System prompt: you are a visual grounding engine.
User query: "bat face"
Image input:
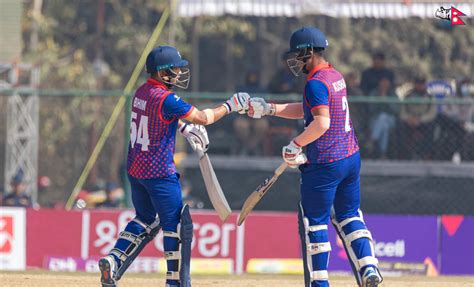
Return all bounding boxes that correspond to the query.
[199,153,231,222]
[256,177,277,196]
[255,178,270,193]
[237,162,287,226]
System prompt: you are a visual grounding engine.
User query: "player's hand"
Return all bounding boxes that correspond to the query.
[224,92,250,114]
[282,140,307,168]
[179,123,209,152]
[248,97,273,119]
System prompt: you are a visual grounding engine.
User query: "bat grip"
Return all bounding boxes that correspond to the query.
[276,162,288,176]
[195,145,205,158]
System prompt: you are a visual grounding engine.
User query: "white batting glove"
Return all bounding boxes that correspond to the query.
[282,140,307,168]
[248,97,275,119]
[223,92,250,114]
[179,123,209,152]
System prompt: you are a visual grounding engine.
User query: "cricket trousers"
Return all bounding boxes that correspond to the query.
[299,152,375,287]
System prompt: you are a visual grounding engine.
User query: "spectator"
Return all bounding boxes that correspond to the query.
[3,169,32,207]
[368,77,399,158]
[458,79,474,161]
[398,76,437,159]
[345,72,368,147]
[233,71,269,155]
[238,70,266,94]
[268,57,304,94]
[428,80,465,160]
[346,72,363,96]
[181,180,204,209]
[360,52,395,95]
[96,182,124,208]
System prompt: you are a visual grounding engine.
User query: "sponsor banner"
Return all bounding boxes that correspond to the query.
[0,207,26,270]
[27,209,243,272]
[247,259,303,274]
[24,209,473,275]
[329,215,439,271]
[44,256,233,274]
[440,215,474,275]
[26,209,83,267]
[247,259,431,276]
[86,210,243,269]
[242,213,440,273]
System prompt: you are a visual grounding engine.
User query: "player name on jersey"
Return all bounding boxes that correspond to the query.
[133,97,147,111]
[332,78,346,92]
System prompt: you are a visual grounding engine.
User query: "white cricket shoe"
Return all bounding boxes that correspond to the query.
[99,256,118,287]
[362,266,382,287]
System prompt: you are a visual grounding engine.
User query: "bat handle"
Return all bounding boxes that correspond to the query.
[276,162,288,176]
[195,145,205,158]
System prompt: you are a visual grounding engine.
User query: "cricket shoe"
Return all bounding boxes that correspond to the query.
[362,266,382,287]
[99,256,118,287]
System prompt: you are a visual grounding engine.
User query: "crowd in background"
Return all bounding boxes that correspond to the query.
[2,51,472,210]
[228,52,474,162]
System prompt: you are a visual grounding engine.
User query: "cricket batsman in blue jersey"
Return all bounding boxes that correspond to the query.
[98,46,250,287]
[248,27,383,287]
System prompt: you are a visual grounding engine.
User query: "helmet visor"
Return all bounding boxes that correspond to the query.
[286,49,312,77]
[161,67,190,89]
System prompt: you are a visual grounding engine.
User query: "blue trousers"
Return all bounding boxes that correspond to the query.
[112,174,183,285]
[128,174,183,230]
[300,152,372,287]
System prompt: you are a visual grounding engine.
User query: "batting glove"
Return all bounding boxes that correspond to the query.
[179,123,209,152]
[223,92,250,114]
[248,97,275,119]
[282,140,307,168]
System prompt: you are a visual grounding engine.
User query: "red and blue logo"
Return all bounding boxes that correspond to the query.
[435,6,467,25]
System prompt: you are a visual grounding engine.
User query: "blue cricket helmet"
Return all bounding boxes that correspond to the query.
[287,27,328,54]
[146,46,189,73]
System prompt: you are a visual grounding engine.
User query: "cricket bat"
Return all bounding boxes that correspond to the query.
[196,146,231,222]
[237,162,287,226]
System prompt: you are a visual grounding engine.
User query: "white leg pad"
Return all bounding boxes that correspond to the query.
[165,251,181,260]
[308,242,332,255]
[339,216,362,228]
[331,211,378,274]
[308,224,328,232]
[163,230,180,239]
[311,270,329,281]
[346,229,373,243]
[299,204,332,285]
[358,256,379,268]
[166,271,180,280]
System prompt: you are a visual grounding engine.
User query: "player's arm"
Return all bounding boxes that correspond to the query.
[292,80,330,145]
[274,102,304,119]
[183,92,250,126]
[183,105,229,126]
[282,80,330,167]
[293,108,330,146]
[248,99,303,119]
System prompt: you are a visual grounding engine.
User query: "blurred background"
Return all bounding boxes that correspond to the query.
[0,0,474,280]
[0,0,473,277]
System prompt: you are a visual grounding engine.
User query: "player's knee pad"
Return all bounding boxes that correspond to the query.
[111,217,161,280]
[331,209,378,286]
[298,203,331,287]
[164,204,193,287]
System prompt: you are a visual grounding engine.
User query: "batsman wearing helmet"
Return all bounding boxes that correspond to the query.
[98,46,250,287]
[248,28,383,287]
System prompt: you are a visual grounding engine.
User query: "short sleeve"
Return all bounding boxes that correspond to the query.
[161,93,194,121]
[304,80,329,111]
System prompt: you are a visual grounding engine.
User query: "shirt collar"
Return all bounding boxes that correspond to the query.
[306,62,332,80]
[147,77,169,90]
